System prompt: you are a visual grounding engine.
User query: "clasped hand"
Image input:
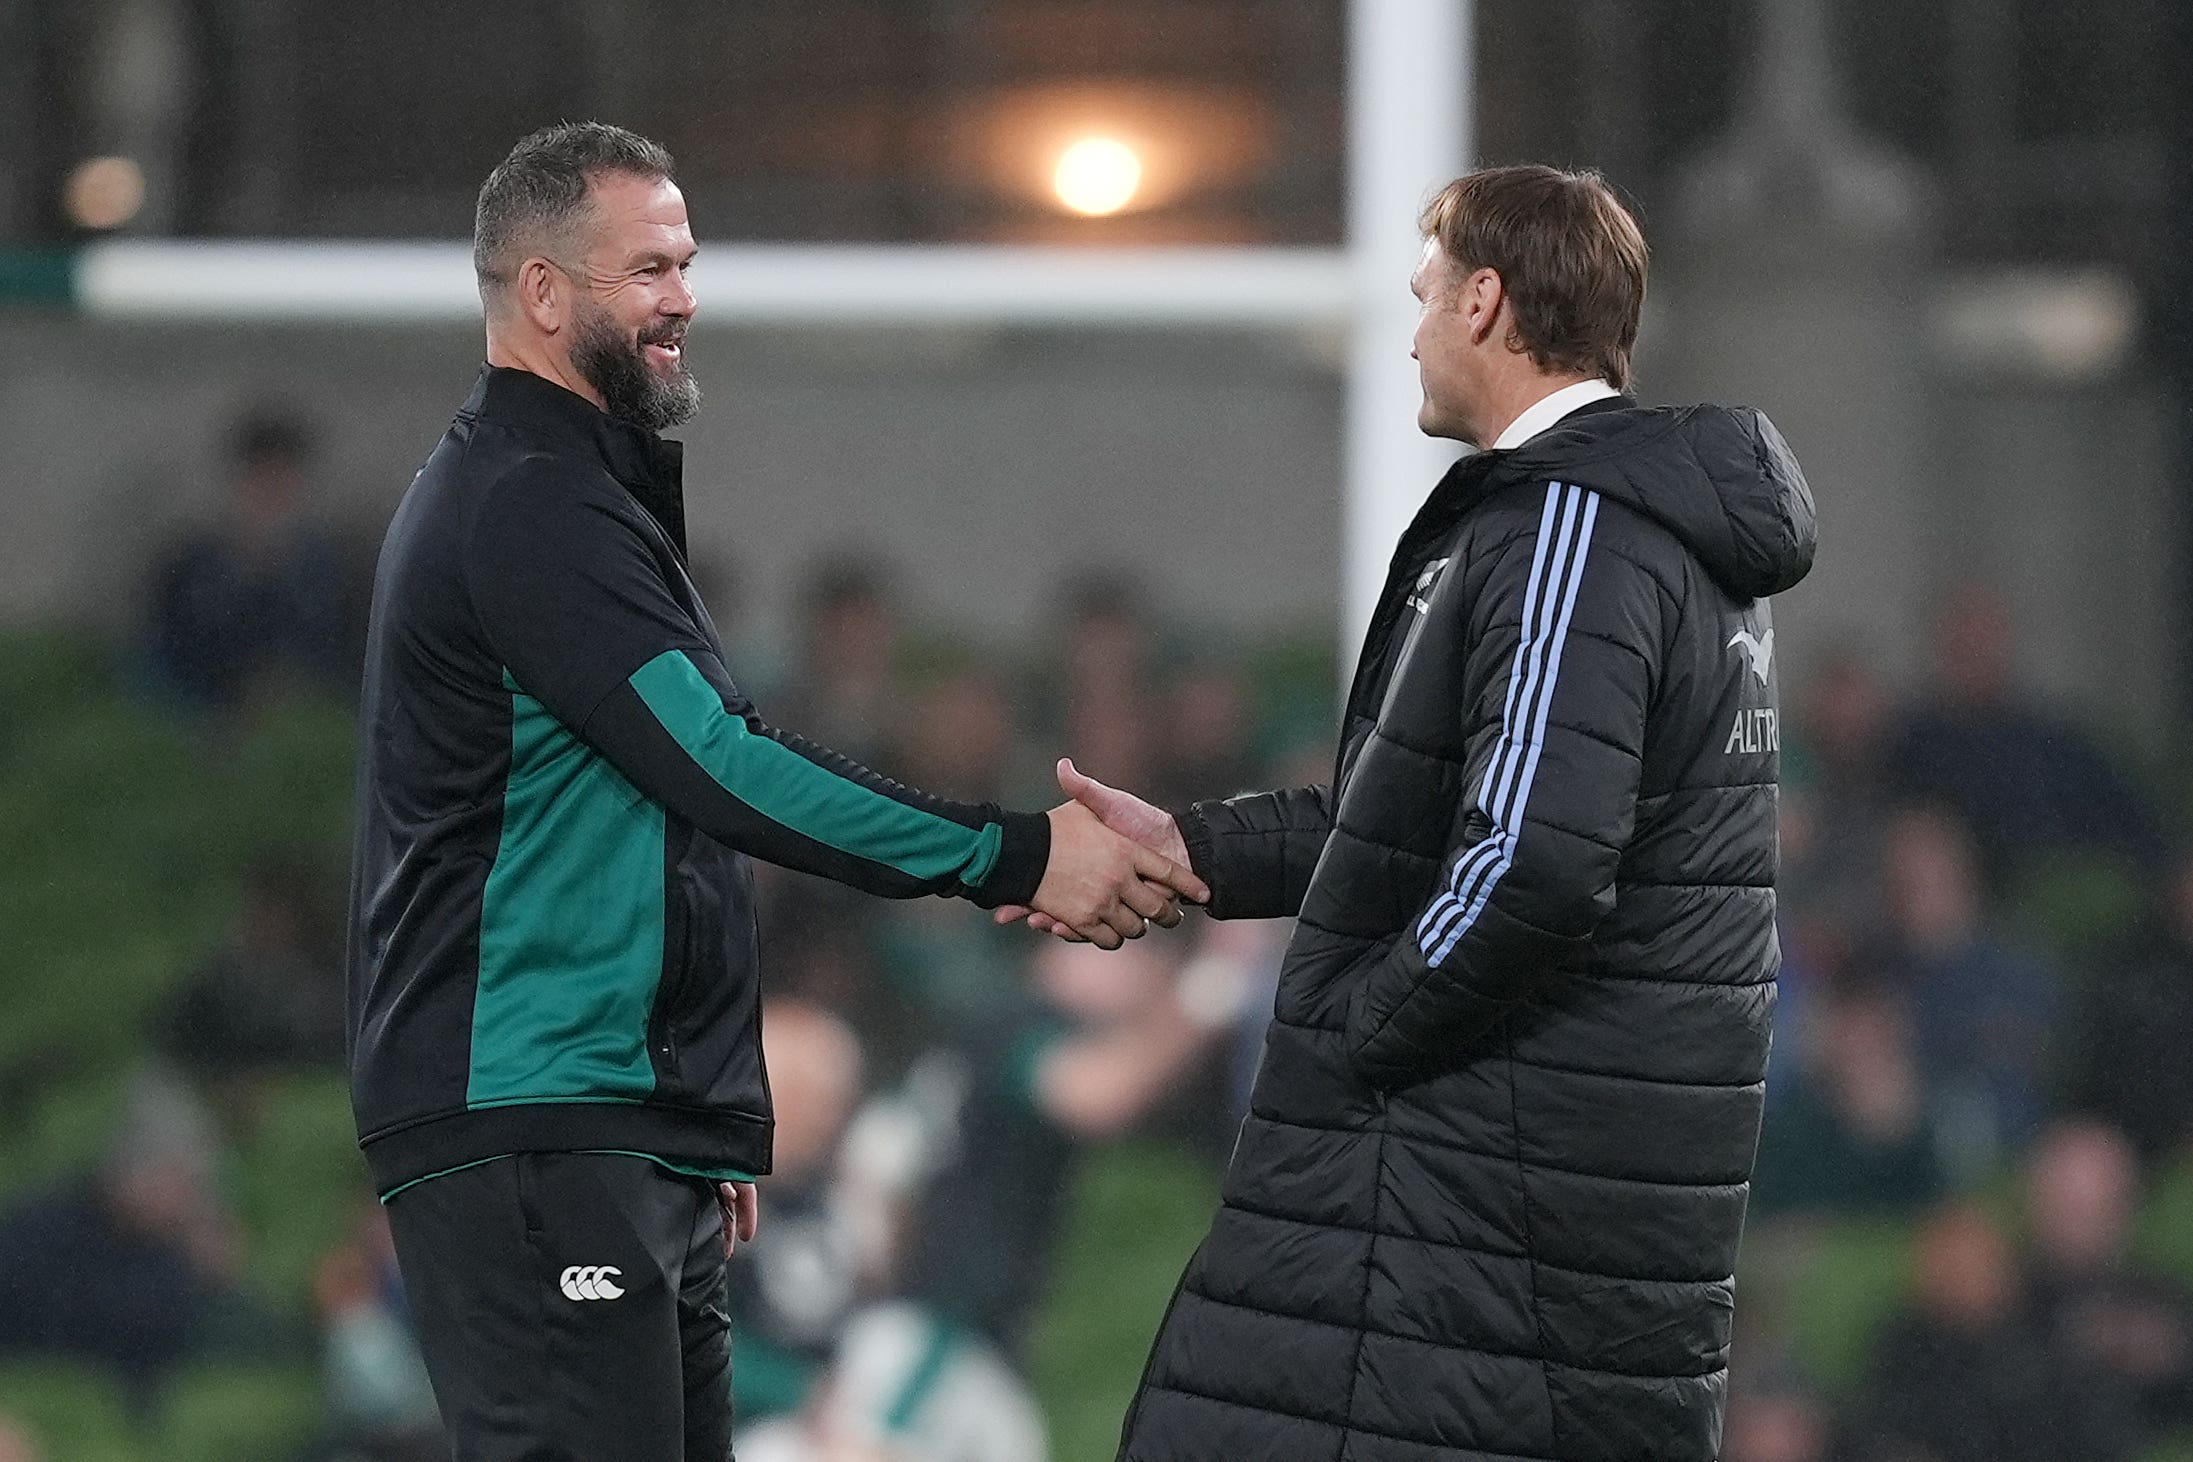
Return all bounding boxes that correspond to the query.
[1011,759,1204,949]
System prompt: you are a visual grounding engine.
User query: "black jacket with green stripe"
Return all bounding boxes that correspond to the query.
[345,366,1051,1195]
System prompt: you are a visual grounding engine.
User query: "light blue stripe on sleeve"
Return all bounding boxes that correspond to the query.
[1419,483,1601,966]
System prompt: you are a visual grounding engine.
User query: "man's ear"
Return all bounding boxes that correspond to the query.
[1464,266,1505,348]
[514,256,565,335]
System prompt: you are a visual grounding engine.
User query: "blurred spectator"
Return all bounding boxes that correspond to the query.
[1883,584,2161,889]
[2068,849,2193,1164]
[868,898,1028,1047]
[140,406,352,715]
[1189,915,1291,1140]
[0,1069,257,1409]
[894,660,1016,805]
[1854,1203,2133,1462]
[1147,656,1261,813]
[761,887,918,1077]
[1750,985,1943,1220]
[780,650,1024,1053]
[900,930,1250,1358]
[1871,807,2062,1181]
[151,848,345,1133]
[1771,649,1902,1120]
[2023,1121,2193,1440]
[738,1303,1048,1462]
[775,556,903,768]
[733,1002,1054,1461]
[1781,647,1897,976]
[310,1202,443,1461]
[1723,1372,1839,1462]
[729,999,870,1425]
[1763,930,1822,1110]
[1050,572,1160,793]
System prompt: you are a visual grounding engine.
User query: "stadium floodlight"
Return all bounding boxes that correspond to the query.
[1052,137,1146,217]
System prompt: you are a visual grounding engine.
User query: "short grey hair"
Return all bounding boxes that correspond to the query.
[473,122,676,306]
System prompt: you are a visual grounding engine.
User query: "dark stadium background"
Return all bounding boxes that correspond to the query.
[5,2,2193,1459]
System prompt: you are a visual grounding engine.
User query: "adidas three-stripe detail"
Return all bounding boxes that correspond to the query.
[1416,481,1602,968]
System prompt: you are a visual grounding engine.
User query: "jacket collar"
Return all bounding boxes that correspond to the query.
[1427,393,1638,519]
[460,365,690,554]
[1491,379,1622,450]
[1339,391,1643,738]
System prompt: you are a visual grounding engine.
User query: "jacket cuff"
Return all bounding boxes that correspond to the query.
[969,808,1050,909]
[1177,802,1225,917]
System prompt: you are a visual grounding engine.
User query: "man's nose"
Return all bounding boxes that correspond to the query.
[665,271,696,318]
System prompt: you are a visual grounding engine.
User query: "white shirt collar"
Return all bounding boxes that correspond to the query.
[1491,379,1621,451]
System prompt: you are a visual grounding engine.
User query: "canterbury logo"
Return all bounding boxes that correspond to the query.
[559,1265,625,1301]
[1727,627,1774,686]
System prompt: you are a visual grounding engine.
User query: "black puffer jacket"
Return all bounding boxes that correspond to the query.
[1120,398,1816,1462]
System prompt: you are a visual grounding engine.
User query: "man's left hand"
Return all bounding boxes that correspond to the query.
[717,1180,759,1257]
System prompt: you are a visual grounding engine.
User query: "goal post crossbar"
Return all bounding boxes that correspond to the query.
[72,240,1353,328]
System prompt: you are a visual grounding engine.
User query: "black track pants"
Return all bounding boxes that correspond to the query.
[385,1151,733,1461]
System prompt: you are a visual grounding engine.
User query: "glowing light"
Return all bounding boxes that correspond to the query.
[1051,137,1143,217]
[66,156,145,231]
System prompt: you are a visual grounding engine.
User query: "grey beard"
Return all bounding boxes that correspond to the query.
[572,308,700,432]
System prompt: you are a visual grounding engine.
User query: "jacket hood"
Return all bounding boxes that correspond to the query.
[1497,402,1817,599]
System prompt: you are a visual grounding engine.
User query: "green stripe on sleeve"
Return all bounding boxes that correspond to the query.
[629,649,1003,886]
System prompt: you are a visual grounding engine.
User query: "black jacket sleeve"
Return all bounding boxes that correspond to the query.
[464,460,1049,908]
[1179,786,1335,921]
[1345,497,1665,1088]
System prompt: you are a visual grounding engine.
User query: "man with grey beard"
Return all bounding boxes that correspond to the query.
[344,122,1205,1461]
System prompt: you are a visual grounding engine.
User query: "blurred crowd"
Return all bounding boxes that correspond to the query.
[695,554,1303,1462]
[3,402,2190,1461]
[0,405,1306,1461]
[1732,588,2193,1461]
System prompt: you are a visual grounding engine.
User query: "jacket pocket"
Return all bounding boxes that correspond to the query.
[649,826,705,1075]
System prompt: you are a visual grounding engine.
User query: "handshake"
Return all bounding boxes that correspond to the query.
[1003,758,1207,950]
